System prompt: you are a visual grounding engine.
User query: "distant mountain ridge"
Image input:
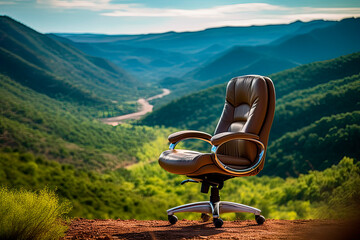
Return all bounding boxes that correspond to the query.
[54,19,336,81]
[184,18,360,86]
[57,20,335,50]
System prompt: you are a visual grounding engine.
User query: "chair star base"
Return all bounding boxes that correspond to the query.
[166,200,265,227]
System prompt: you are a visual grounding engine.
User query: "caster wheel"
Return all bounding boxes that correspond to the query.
[201,213,211,222]
[255,215,265,225]
[213,218,223,228]
[168,215,178,225]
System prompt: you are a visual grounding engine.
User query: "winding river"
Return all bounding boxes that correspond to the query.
[101,88,170,126]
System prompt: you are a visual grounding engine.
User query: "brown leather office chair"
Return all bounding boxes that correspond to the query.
[158,75,276,228]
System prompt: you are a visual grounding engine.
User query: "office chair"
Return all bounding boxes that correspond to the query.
[158,75,275,228]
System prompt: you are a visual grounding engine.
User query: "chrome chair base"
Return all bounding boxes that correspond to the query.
[167,200,263,227]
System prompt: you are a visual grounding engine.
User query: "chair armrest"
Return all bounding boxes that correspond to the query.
[167,130,212,150]
[168,130,212,143]
[211,132,259,146]
[210,132,265,176]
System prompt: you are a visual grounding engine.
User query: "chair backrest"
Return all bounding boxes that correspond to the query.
[214,75,275,170]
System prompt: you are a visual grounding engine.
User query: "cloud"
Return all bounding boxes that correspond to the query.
[35,1,360,33]
[101,3,360,32]
[0,1,17,5]
[36,1,360,20]
[36,0,136,11]
[101,3,289,17]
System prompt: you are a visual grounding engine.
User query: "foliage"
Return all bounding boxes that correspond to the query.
[127,156,360,220]
[279,157,360,219]
[270,49,360,98]
[1,149,358,221]
[0,74,171,170]
[271,74,360,140]
[0,187,71,240]
[265,111,360,177]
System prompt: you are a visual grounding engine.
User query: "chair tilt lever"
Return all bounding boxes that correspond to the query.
[181,179,199,185]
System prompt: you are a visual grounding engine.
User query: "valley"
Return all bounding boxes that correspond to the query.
[0,15,359,239]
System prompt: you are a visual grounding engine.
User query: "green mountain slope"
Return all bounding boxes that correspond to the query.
[265,111,360,177]
[139,52,360,176]
[0,16,156,110]
[0,74,170,170]
[0,16,168,170]
[0,47,103,106]
[271,74,360,141]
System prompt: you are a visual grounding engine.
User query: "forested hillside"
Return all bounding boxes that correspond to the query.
[0,73,170,170]
[139,52,360,176]
[0,16,159,115]
[0,16,170,170]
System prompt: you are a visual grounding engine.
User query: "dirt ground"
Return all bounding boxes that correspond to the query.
[63,218,359,240]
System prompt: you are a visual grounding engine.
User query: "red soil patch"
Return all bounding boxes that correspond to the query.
[63,219,359,240]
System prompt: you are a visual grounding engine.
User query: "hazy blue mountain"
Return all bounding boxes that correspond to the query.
[57,20,335,51]
[151,18,360,103]
[185,18,360,86]
[54,19,335,81]
[50,35,195,81]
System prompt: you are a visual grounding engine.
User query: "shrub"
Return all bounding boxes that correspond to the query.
[0,187,71,240]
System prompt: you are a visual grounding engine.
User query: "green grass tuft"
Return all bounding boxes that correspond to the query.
[0,187,71,240]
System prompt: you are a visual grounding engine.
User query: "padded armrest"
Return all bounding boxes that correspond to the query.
[168,130,212,144]
[211,132,259,146]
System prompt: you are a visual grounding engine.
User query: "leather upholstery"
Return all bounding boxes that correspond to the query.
[158,75,275,177]
[211,132,259,147]
[159,150,214,175]
[168,130,212,144]
[215,75,268,163]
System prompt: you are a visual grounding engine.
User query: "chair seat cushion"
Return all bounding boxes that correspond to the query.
[217,154,252,167]
[159,149,213,175]
[159,149,251,175]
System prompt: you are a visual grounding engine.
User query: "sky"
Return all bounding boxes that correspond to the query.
[1,0,360,34]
